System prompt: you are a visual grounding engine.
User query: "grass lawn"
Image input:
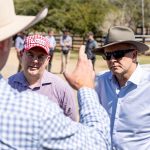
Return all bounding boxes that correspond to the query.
[53,50,150,74]
[71,50,150,67]
[137,55,150,64]
[69,50,150,64]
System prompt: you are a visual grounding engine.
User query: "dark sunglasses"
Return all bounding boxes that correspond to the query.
[102,49,135,60]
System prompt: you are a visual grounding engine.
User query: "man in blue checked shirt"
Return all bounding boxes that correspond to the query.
[0,1,111,150]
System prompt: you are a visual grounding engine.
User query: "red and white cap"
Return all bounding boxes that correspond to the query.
[24,34,50,54]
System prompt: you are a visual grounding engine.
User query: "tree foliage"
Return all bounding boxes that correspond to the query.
[14,0,110,35]
[14,0,150,35]
[110,0,150,30]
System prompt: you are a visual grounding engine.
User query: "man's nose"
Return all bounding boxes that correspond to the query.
[109,55,116,61]
[32,56,39,62]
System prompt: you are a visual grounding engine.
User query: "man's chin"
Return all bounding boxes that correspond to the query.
[111,68,121,74]
[27,69,38,76]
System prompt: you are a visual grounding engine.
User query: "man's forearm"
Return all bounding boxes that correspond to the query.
[78,87,111,147]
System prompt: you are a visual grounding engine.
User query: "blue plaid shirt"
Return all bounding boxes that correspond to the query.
[0,76,111,150]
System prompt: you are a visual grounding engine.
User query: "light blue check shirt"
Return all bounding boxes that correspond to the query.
[46,35,56,50]
[15,36,24,51]
[0,76,111,150]
[95,65,150,150]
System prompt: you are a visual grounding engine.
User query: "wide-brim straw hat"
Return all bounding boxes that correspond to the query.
[0,0,48,41]
[94,26,149,54]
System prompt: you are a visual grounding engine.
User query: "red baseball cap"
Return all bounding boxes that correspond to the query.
[24,34,50,54]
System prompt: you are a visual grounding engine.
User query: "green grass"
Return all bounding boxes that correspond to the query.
[138,55,150,64]
[70,51,150,64]
[54,51,150,71]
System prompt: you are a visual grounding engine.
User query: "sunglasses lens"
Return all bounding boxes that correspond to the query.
[103,49,134,61]
[102,53,111,60]
[113,51,125,59]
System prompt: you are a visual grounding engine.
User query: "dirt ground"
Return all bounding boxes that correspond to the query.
[1,47,107,79]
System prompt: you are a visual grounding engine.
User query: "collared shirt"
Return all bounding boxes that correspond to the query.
[46,35,56,51]
[8,70,77,121]
[0,76,111,150]
[85,39,97,60]
[95,65,150,150]
[60,35,72,47]
[15,36,24,52]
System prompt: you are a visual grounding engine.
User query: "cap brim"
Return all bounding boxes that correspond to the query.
[0,7,48,41]
[94,40,149,55]
[24,45,49,55]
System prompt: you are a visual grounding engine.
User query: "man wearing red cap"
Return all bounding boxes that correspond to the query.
[8,34,77,121]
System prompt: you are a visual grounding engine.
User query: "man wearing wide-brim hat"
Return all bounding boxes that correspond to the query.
[94,26,150,150]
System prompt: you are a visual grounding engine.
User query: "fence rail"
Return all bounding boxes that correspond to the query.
[54,34,150,51]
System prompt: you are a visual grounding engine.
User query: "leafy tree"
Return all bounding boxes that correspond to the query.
[109,0,150,31]
[14,0,150,35]
[14,0,111,35]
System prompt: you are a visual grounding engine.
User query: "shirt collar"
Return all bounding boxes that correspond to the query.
[128,64,142,85]
[13,70,53,88]
[13,72,29,86]
[108,64,143,86]
[0,74,3,79]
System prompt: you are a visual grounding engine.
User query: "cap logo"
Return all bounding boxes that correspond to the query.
[30,38,46,46]
[24,34,50,54]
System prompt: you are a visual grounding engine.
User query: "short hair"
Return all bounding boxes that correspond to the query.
[62,28,69,33]
[48,28,54,33]
[87,31,94,36]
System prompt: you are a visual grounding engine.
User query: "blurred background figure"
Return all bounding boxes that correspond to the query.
[14,31,26,72]
[60,29,72,73]
[85,31,98,70]
[46,29,56,72]
[41,31,46,36]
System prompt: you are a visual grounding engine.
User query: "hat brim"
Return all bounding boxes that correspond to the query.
[0,7,48,41]
[94,40,149,55]
[24,45,49,55]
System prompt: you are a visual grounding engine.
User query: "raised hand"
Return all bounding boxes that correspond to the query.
[63,45,95,90]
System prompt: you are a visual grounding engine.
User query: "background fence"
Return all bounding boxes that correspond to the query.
[54,34,150,51]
